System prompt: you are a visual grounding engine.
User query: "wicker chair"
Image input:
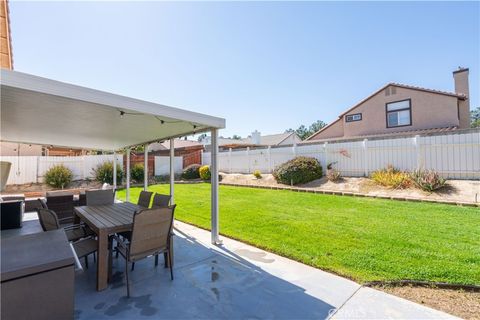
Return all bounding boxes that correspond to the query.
[151,193,171,208]
[114,205,176,297]
[46,192,74,224]
[137,191,153,208]
[86,189,115,206]
[36,208,97,268]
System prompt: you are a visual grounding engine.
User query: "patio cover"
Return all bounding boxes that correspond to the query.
[1,69,224,244]
[0,69,225,150]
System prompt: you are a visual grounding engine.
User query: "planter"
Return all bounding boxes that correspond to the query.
[0,161,12,191]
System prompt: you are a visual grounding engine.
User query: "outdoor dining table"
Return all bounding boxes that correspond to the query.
[74,202,173,291]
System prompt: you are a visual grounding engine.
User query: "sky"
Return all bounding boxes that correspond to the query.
[8,1,480,138]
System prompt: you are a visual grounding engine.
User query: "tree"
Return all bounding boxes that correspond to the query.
[471,107,480,128]
[232,134,242,140]
[286,120,327,140]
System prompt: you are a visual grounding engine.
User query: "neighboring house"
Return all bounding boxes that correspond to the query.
[203,130,302,151]
[308,68,470,141]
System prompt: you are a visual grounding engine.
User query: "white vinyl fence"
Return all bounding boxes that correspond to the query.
[154,156,183,175]
[1,155,122,185]
[202,130,480,180]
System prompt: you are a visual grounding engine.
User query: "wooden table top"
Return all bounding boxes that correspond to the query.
[74,202,142,234]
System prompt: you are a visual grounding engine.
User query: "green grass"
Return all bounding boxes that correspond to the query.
[117,183,480,285]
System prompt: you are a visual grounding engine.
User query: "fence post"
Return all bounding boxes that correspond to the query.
[363,139,368,177]
[229,148,232,173]
[267,146,272,173]
[36,156,40,183]
[413,135,420,170]
[323,142,328,175]
[246,147,250,174]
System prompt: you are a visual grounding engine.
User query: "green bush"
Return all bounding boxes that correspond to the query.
[371,165,411,189]
[410,170,446,192]
[273,156,323,185]
[44,164,73,189]
[182,164,201,180]
[199,165,211,180]
[130,164,144,183]
[253,170,262,179]
[93,161,123,185]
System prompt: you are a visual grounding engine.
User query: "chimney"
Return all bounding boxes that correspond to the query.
[251,130,261,145]
[453,67,470,129]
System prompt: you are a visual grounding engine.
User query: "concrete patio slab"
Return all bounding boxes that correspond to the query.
[6,219,457,319]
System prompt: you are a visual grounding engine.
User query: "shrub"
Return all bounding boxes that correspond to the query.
[93,161,123,185]
[327,169,341,182]
[182,164,201,180]
[273,156,323,185]
[130,164,144,183]
[199,165,211,180]
[44,164,73,189]
[371,165,411,189]
[410,170,446,192]
[253,170,262,179]
[326,162,341,182]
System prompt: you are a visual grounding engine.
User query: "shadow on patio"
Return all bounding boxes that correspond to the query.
[74,223,335,320]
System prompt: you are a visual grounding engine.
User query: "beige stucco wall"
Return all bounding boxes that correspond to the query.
[310,86,460,140]
[279,134,303,145]
[0,142,43,156]
[343,86,459,137]
[310,119,344,140]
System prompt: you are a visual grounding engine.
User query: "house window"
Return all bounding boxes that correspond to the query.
[386,99,411,128]
[345,113,362,122]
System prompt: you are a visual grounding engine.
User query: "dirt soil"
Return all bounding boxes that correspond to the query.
[220,173,480,204]
[377,286,480,320]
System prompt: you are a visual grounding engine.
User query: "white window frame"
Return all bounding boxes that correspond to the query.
[345,113,362,122]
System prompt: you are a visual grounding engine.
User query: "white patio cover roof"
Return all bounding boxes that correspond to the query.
[1,69,225,150]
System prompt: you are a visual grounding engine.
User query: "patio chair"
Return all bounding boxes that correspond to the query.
[151,193,171,208]
[86,189,115,206]
[46,191,74,224]
[113,205,176,297]
[36,208,97,268]
[137,191,153,208]
[36,208,92,242]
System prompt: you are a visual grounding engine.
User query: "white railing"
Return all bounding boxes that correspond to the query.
[202,129,480,180]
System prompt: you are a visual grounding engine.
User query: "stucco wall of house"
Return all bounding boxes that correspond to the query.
[279,134,303,145]
[310,119,344,140]
[310,86,460,141]
[342,86,459,137]
[0,142,43,156]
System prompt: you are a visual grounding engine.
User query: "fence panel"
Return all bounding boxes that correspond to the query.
[1,154,121,185]
[202,130,480,179]
[0,156,38,185]
[154,156,183,175]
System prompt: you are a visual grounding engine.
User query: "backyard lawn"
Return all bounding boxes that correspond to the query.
[117,183,479,285]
